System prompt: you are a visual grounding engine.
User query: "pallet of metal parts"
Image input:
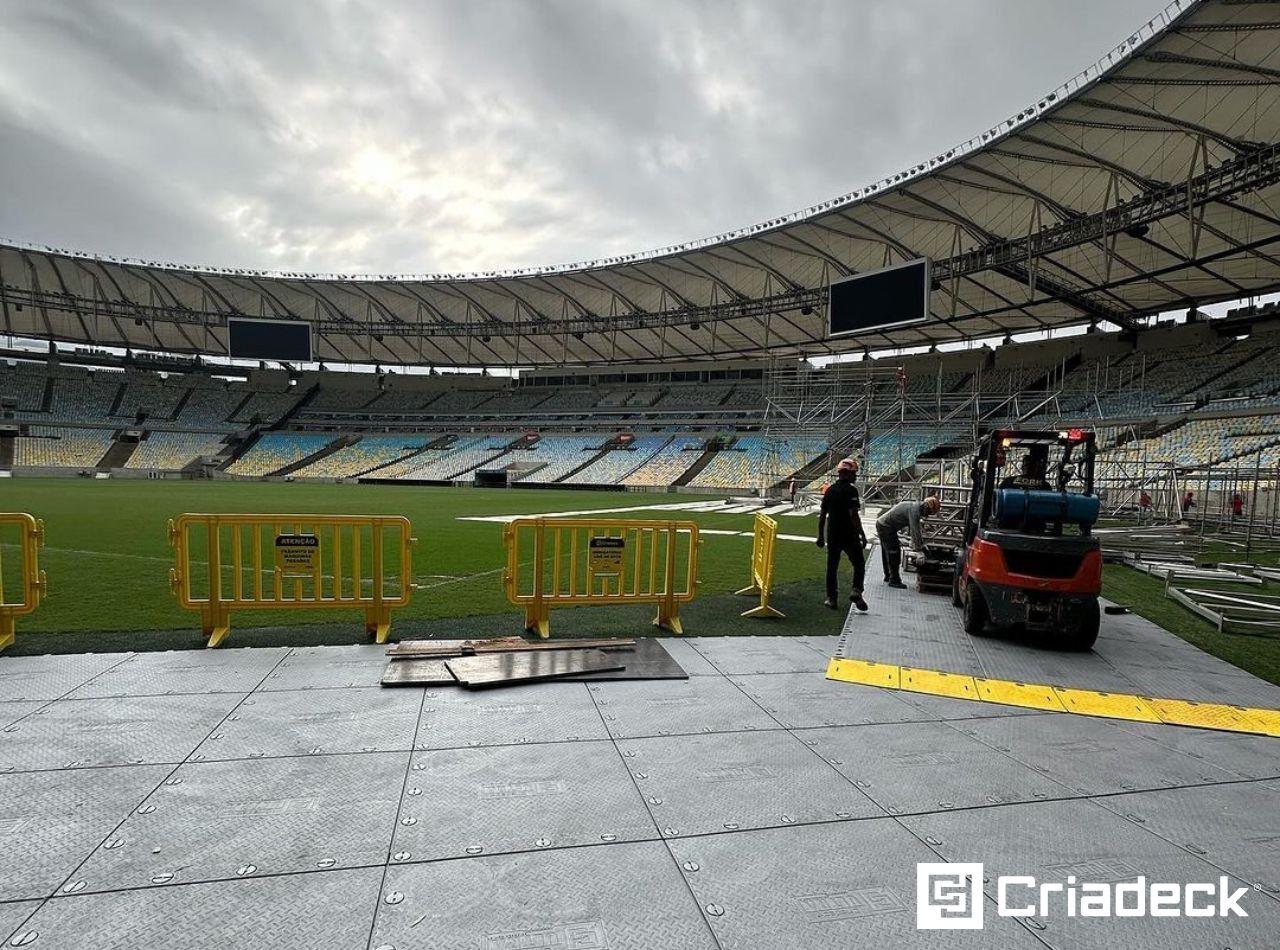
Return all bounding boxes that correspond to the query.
[445,648,625,689]
[1096,523,1198,562]
[1137,560,1263,586]
[1120,550,1195,568]
[381,657,458,687]
[1165,586,1280,636]
[1219,562,1280,584]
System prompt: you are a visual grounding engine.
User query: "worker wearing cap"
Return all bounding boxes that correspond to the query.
[816,458,868,612]
[875,496,941,588]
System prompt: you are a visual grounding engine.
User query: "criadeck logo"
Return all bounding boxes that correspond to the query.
[917,863,983,929]
[916,862,1249,930]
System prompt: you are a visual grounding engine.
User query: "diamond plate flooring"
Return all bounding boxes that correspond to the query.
[13,868,384,950]
[0,902,38,945]
[373,842,718,950]
[0,693,245,772]
[65,647,287,698]
[0,765,171,900]
[0,652,131,702]
[0,636,1275,948]
[622,729,881,835]
[902,798,1280,949]
[192,687,420,760]
[392,741,654,860]
[838,554,1280,716]
[668,821,1046,950]
[258,644,389,691]
[73,752,407,892]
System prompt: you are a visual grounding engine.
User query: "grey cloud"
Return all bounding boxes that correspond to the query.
[0,0,1169,274]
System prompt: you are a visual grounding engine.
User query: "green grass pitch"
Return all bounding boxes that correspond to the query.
[1,477,1277,687]
[0,479,844,652]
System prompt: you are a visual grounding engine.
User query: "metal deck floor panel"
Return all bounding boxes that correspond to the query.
[687,635,833,675]
[835,559,1280,715]
[380,657,456,686]
[1090,782,1280,895]
[0,652,132,702]
[259,644,389,691]
[728,673,930,729]
[0,693,245,772]
[893,689,1046,721]
[1,638,1277,948]
[0,765,170,900]
[1107,720,1280,780]
[902,798,1280,949]
[392,741,655,860]
[192,687,421,760]
[0,901,38,945]
[956,714,1244,796]
[666,819,1046,950]
[1096,602,1205,643]
[1092,630,1243,675]
[652,637,721,675]
[850,635,989,675]
[417,682,609,748]
[588,675,780,739]
[1121,665,1280,707]
[65,648,288,699]
[622,730,882,836]
[446,647,624,687]
[966,640,1145,693]
[558,635,689,681]
[0,701,47,728]
[794,634,842,655]
[372,841,718,950]
[807,721,1073,815]
[15,867,384,950]
[73,752,407,892]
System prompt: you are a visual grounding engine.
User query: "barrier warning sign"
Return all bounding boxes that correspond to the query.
[275,534,319,576]
[588,536,625,574]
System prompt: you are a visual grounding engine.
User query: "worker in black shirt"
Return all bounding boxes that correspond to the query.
[816,458,868,612]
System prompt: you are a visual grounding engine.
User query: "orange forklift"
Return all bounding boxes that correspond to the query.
[952,428,1103,650]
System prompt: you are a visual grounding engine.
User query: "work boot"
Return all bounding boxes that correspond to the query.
[850,593,868,612]
[887,578,907,589]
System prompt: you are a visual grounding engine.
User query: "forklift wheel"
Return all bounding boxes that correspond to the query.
[962,585,988,636]
[1063,599,1100,651]
[951,571,963,608]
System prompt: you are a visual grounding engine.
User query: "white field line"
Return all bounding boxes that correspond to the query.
[458,499,736,524]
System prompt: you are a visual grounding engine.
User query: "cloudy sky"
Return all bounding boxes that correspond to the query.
[0,0,1170,275]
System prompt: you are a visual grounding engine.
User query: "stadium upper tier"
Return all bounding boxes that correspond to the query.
[5,312,1280,488]
[2,0,1278,366]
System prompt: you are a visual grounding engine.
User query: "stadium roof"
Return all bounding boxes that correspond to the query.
[2,0,1279,368]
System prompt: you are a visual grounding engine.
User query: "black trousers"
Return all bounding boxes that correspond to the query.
[877,526,902,582]
[826,537,865,600]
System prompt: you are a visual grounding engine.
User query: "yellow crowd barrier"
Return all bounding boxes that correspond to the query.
[736,512,784,618]
[0,513,46,652]
[168,513,415,648]
[503,517,700,637]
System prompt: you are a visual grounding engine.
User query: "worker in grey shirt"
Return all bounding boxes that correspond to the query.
[875,496,940,588]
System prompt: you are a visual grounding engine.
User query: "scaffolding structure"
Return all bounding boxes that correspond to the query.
[758,358,1280,558]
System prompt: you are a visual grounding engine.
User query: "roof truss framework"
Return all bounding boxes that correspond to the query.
[2,0,1278,367]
